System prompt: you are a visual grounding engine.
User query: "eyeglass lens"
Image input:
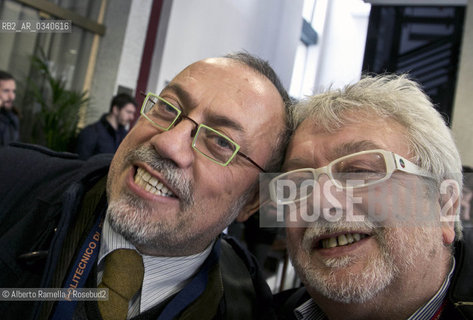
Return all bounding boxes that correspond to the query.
[143,95,238,165]
[274,152,390,202]
[193,126,238,164]
[143,96,180,129]
[331,152,387,187]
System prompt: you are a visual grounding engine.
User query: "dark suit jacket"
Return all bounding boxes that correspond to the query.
[0,143,275,320]
[75,114,127,160]
[0,108,19,146]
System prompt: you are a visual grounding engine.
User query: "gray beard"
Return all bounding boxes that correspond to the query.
[288,221,441,304]
[106,144,255,255]
[107,186,252,255]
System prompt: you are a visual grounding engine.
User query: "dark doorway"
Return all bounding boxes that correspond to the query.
[363,5,465,126]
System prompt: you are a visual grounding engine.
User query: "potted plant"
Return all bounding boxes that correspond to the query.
[27,53,89,152]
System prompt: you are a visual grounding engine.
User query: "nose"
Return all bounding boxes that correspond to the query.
[149,119,196,169]
[313,174,348,221]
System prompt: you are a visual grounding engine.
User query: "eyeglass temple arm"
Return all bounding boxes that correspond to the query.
[237,151,266,173]
[392,153,433,178]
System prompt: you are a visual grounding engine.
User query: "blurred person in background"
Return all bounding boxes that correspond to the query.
[0,70,19,146]
[75,93,137,159]
[461,166,473,228]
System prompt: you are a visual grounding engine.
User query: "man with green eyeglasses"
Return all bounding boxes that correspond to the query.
[272,75,473,319]
[0,52,291,319]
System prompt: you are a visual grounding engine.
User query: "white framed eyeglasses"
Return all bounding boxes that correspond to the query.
[269,149,434,204]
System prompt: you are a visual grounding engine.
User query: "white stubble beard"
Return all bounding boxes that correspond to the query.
[106,145,255,255]
[288,221,443,304]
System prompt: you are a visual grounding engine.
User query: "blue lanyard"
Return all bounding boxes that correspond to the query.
[51,215,221,320]
[51,214,103,320]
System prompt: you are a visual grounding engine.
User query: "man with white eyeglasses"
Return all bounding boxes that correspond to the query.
[0,52,291,319]
[271,75,473,319]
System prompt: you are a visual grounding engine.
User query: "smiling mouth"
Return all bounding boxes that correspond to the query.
[317,233,370,249]
[134,167,176,198]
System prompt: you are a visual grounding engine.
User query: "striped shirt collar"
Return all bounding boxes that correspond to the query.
[294,299,324,320]
[294,258,456,320]
[407,258,455,320]
[98,217,213,317]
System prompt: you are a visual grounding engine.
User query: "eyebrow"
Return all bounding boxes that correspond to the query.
[283,140,383,171]
[162,83,245,133]
[331,140,383,160]
[204,113,245,133]
[161,83,196,109]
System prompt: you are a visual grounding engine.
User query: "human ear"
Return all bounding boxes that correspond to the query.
[439,179,460,244]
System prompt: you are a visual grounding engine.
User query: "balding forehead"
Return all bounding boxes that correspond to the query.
[187,57,239,70]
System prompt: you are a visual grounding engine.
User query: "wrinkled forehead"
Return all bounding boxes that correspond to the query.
[304,108,391,133]
[285,112,410,169]
[169,58,285,131]
[164,58,286,165]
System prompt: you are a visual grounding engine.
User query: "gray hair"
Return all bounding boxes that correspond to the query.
[292,74,463,238]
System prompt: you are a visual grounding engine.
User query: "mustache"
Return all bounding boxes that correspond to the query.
[126,144,194,206]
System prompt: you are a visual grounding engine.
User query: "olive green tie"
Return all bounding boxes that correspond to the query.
[98,249,144,320]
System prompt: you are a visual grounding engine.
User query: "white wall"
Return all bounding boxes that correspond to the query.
[148,0,304,93]
[115,0,153,93]
[314,0,370,92]
[452,0,473,167]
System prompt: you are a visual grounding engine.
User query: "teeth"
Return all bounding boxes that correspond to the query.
[149,176,158,187]
[134,167,175,197]
[142,171,151,182]
[327,237,337,248]
[337,234,348,246]
[321,233,367,249]
[346,234,354,244]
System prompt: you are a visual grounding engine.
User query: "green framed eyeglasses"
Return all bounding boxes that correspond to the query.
[140,92,266,172]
